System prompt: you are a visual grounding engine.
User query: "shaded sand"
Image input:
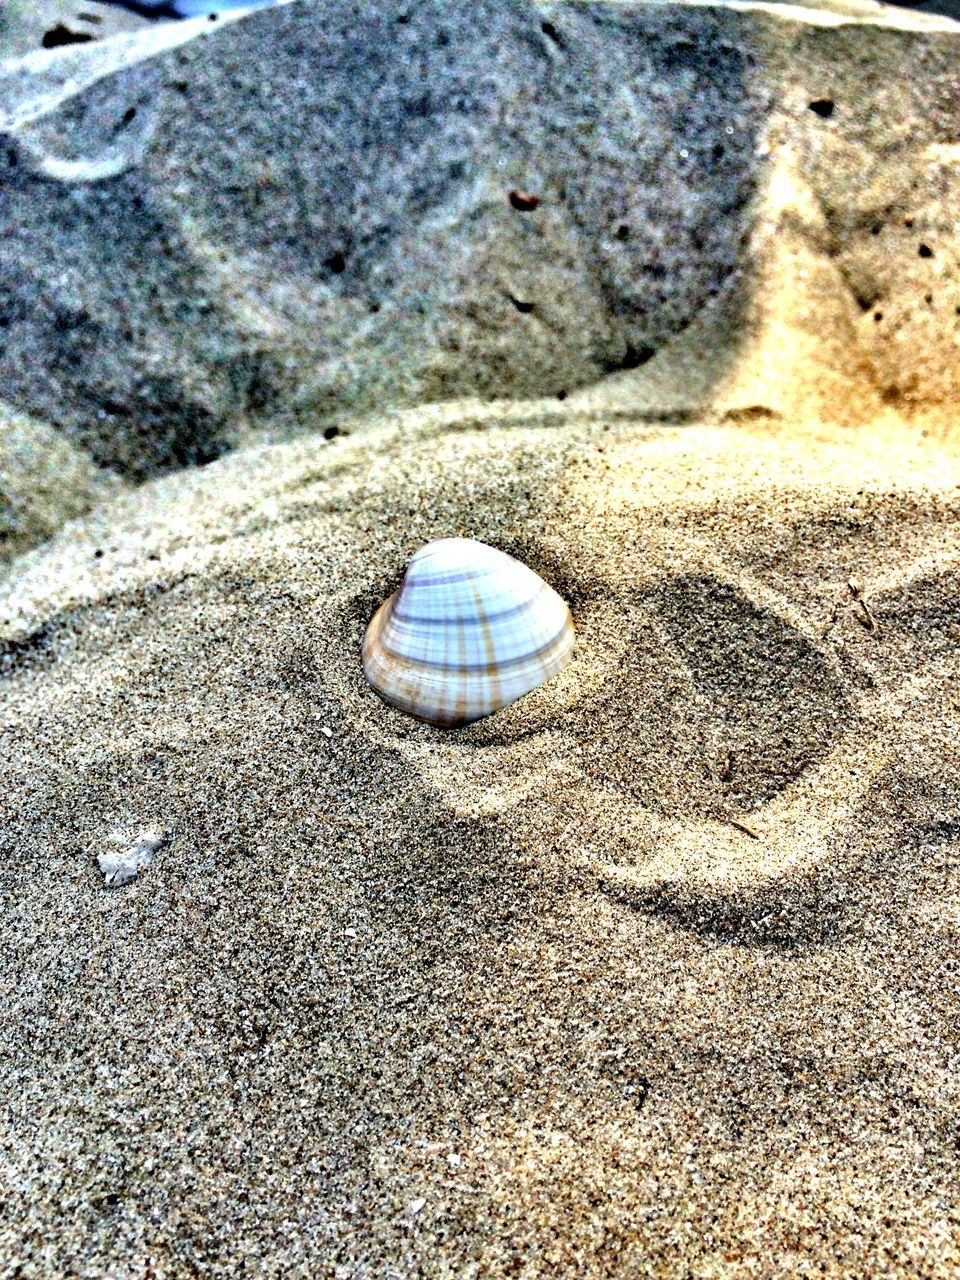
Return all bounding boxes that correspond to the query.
[0,1,148,61]
[7,0,960,480]
[0,409,126,564]
[1,379,958,1276]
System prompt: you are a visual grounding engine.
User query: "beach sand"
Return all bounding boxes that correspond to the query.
[2,365,959,1276]
[2,0,960,1274]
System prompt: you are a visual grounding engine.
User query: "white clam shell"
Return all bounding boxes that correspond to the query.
[362,538,575,728]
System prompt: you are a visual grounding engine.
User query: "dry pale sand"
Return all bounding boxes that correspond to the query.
[1,362,959,1276]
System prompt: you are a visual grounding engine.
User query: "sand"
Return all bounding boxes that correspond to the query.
[2,0,960,1274]
[1,372,959,1276]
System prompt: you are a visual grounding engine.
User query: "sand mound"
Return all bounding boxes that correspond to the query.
[3,0,960,486]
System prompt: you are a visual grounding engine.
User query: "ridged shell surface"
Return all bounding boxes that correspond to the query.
[362,538,575,728]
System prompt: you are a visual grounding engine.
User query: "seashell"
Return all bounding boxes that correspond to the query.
[362,538,574,728]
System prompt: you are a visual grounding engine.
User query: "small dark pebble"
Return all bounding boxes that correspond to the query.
[623,344,656,369]
[919,244,934,258]
[324,426,340,440]
[808,99,834,119]
[42,24,94,48]
[509,190,540,212]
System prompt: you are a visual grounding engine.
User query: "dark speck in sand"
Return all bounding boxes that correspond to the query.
[508,293,535,314]
[598,342,655,375]
[325,251,347,274]
[509,190,541,212]
[623,344,656,369]
[809,98,835,118]
[919,243,934,258]
[324,425,340,440]
[42,24,96,48]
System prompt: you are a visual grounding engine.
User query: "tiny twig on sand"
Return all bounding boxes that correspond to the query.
[823,578,881,639]
[847,577,880,635]
[729,818,762,840]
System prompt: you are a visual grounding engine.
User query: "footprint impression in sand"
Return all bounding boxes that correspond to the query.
[363,481,959,948]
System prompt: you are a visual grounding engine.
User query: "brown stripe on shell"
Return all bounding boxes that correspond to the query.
[362,540,575,728]
[371,607,571,673]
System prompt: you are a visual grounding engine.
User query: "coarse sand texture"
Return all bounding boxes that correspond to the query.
[1,0,960,1276]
